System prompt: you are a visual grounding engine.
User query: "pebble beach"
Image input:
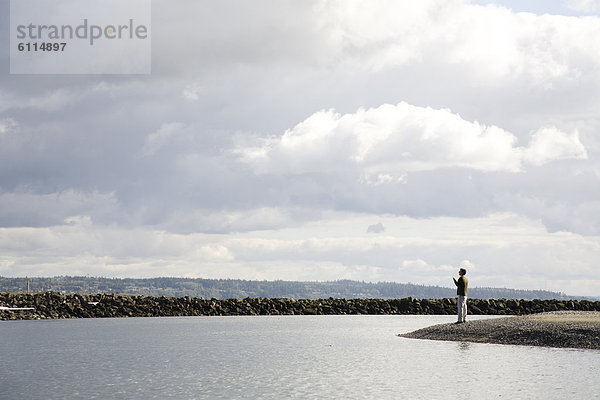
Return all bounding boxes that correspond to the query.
[399,311,600,349]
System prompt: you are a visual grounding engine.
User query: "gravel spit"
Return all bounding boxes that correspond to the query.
[399,311,600,349]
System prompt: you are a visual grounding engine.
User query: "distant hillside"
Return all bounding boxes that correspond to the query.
[0,276,590,300]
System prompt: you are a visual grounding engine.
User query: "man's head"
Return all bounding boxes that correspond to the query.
[459,268,467,276]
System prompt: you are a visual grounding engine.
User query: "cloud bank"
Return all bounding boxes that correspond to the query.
[1,0,599,295]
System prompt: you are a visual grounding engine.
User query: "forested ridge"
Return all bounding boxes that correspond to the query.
[0,276,591,300]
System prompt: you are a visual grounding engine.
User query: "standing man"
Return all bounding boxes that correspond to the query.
[453,268,468,323]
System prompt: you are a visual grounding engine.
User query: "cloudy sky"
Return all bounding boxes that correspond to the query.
[1,0,599,296]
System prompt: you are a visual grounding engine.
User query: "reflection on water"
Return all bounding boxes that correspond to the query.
[458,341,471,351]
[0,315,598,399]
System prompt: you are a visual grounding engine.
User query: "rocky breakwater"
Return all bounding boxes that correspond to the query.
[1,292,599,320]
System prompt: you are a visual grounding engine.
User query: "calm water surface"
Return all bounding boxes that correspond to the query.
[1,315,599,399]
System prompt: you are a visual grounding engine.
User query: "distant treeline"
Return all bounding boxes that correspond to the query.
[0,276,590,300]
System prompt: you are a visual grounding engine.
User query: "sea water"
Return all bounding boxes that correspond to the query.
[1,315,598,399]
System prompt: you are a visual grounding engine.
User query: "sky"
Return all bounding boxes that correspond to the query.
[1,0,599,296]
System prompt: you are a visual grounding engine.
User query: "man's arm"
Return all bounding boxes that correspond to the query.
[453,277,458,286]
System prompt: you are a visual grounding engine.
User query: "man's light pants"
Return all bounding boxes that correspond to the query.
[457,295,467,322]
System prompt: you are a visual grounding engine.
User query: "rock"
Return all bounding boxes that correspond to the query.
[1,292,599,320]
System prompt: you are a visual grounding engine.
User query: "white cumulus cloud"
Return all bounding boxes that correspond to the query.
[524,127,587,166]
[310,0,600,86]
[238,102,587,176]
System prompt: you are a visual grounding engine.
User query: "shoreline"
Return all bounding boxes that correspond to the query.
[399,311,600,349]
